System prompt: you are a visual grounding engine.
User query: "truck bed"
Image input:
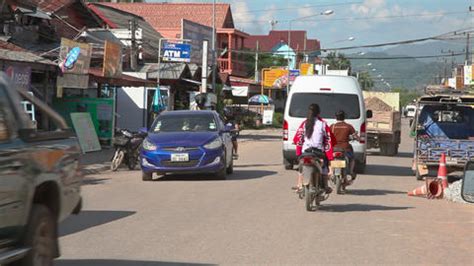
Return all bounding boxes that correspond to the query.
[417,138,474,166]
[367,111,401,133]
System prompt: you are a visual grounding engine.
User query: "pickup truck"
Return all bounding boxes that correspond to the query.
[0,75,82,265]
[411,93,474,180]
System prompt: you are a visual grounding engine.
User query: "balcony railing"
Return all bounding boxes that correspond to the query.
[217,58,248,77]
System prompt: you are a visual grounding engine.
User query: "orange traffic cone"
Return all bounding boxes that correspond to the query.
[438,153,448,190]
[407,184,427,197]
[427,179,443,199]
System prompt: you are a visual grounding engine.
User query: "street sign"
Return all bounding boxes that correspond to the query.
[103,41,122,78]
[263,68,288,88]
[162,42,191,63]
[299,63,314,75]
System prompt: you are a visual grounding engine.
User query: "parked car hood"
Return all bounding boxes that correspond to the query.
[147,132,219,148]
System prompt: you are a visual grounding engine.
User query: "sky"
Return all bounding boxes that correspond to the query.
[148,0,473,49]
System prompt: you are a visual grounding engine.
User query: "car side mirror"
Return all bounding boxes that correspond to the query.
[366,110,373,119]
[461,161,474,203]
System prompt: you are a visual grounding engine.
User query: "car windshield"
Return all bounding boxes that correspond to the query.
[289,93,361,119]
[152,113,218,132]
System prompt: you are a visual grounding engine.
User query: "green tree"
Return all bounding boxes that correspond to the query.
[242,51,287,78]
[391,87,420,107]
[325,52,351,70]
[358,71,374,90]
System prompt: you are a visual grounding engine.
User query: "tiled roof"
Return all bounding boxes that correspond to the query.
[246,30,320,52]
[96,2,234,34]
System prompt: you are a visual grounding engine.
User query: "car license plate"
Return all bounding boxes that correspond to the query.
[171,153,189,162]
[331,160,346,168]
[446,157,457,164]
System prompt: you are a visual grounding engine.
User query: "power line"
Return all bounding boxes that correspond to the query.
[233,1,362,15]
[235,10,471,24]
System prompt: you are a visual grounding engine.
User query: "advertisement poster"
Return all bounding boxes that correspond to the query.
[5,64,31,91]
[57,38,92,89]
[70,113,102,153]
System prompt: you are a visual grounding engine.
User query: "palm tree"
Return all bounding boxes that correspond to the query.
[325,52,351,70]
[358,72,374,90]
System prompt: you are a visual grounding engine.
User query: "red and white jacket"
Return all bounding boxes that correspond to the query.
[293,118,336,161]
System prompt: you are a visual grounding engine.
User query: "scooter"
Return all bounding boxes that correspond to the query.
[331,148,351,194]
[298,148,330,211]
[111,129,147,171]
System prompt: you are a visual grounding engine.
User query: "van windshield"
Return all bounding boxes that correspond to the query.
[289,93,361,119]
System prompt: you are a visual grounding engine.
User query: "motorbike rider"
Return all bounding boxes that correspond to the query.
[223,107,240,159]
[330,110,360,180]
[293,104,335,193]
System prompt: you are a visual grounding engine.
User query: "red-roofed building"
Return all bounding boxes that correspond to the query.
[246,30,321,66]
[94,2,249,78]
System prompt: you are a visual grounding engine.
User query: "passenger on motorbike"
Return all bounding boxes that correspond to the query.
[330,110,360,180]
[223,107,240,159]
[293,104,335,194]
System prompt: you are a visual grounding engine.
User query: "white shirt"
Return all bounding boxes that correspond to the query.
[302,119,326,152]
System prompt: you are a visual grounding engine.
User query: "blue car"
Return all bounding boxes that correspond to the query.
[140,110,234,180]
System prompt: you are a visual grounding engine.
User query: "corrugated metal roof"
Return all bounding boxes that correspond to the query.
[140,63,191,80]
[88,4,162,59]
[0,48,55,65]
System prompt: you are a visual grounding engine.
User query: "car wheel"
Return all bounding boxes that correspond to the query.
[226,156,234,174]
[284,158,294,170]
[18,204,56,266]
[216,154,227,180]
[142,172,153,181]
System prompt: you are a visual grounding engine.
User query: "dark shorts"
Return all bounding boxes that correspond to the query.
[345,151,354,159]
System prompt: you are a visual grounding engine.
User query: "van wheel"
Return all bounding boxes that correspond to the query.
[284,159,294,170]
[355,160,366,174]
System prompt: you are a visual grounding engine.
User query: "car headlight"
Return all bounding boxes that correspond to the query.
[204,138,223,150]
[142,138,157,151]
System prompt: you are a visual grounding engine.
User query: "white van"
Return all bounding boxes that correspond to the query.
[405,104,416,118]
[282,75,371,172]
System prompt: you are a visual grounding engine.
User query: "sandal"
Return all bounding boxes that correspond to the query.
[325,187,333,194]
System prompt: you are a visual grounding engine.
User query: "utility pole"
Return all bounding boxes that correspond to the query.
[465,33,471,65]
[129,19,137,71]
[211,0,216,92]
[255,41,259,83]
[202,40,209,93]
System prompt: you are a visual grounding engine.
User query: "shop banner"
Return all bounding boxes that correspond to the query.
[103,41,123,78]
[299,63,314,76]
[464,65,473,85]
[162,42,191,63]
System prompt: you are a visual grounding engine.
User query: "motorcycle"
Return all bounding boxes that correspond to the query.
[298,148,330,211]
[331,148,351,194]
[111,129,147,171]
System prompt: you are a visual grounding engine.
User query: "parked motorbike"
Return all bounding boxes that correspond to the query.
[111,129,147,171]
[298,148,330,211]
[331,148,351,194]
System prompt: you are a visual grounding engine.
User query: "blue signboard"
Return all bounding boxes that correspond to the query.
[162,43,191,63]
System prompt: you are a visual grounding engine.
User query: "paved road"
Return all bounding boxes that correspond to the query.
[56,120,474,265]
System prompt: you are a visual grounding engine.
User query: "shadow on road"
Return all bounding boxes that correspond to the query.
[239,134,281,141]
[55,259,214,266]
[234,163,282,168]
[82,178,111,186]
[155,169,277,181]
[319,204,413,213]
[365,164,413,176]
[59,210,135,237]
[367,151,413,159]
[346,189,406,196]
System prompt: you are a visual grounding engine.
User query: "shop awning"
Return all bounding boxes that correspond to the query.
[89,68,156,87]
